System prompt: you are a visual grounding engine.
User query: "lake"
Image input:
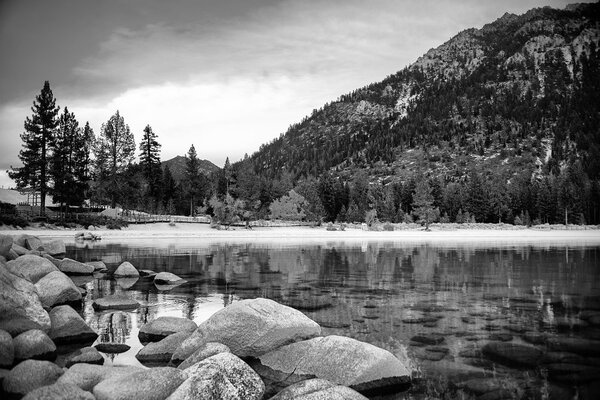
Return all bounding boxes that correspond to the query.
[65,238,600,399]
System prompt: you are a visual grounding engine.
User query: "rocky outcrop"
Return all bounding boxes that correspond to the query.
[2,359,64,396]
[48,305,98,345]
[174,298,320,360]
[6,254,59,283]
[13,329,57,362]
[269,379,368,400]
[113,261,139,277]
[255,335,411,395]
[168,352,264,400]
[139,316,197,343]
[0,263,51,332]
[35,270,82,307]
[93,367,186,400]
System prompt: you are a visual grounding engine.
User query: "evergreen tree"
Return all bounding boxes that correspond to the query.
[412,179,438,230]
[93,110,136,208]
[50,107,91,210]
[8,81,60,216]
[139,125,162,198]
[467,171,489,223]
[184,144,207,215]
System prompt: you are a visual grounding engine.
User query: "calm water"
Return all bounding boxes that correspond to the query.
[64,239,600,399]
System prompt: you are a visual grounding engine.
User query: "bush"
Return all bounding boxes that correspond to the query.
[0,214,29,228]
[326,222,337,231]
[383,222,395,231]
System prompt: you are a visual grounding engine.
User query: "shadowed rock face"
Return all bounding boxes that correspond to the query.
[174,298,321,361]
[168,352,264,400]
[139,316,197,343]
[48,305,98,345]
[136,331,193,366]
[254,335,411,396]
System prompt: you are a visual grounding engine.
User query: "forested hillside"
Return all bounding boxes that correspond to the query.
[234,2,600,224]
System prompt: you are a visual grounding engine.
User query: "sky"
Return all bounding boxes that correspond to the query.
[0,0,584,188]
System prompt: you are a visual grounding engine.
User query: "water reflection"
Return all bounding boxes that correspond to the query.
[66,240,600,396]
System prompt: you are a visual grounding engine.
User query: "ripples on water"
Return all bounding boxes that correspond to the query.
[65,239,600,399]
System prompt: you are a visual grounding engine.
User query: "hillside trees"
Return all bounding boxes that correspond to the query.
[93,111,136,208]
[8,81,60,215]
[184,144,208,216]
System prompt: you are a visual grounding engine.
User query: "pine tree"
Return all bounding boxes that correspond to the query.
[8,81,60,216]
[184,145,207,216]
[139,125,162,198]
[49,107,91,210]
[412,179,438,230]
[94,110,135,208]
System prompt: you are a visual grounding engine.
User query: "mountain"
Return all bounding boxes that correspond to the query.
[161,155,220,182]
[246,2,600,183]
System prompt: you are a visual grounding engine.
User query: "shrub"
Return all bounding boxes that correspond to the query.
[326,222,337,231]
[383,223,395,231]
[0,214,29,228]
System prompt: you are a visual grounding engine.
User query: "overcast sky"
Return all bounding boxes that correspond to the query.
[0,0,582,187]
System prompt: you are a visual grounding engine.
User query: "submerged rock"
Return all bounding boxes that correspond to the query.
[255,335,411,396]
[546,337,600,357]
[139,316,197,343]
[174,298,321,360]
[13,329,57,362]
[93,367,186,400]
[2,359,64,396]
[114,261,139,277]
[0,263,51,332]
[22,382,95,400]
[482,342,544,368]
[35,270,82,307]
[269,378,368,400]
[92,295,140,311]
[6,254,59,283]
[94,342,131,354]
[168,352,264,400]
[48,305,98,345]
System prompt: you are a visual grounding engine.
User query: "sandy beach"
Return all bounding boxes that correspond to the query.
[1,222,599,246]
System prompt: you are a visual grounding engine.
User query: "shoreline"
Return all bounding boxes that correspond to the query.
[1,222,599,246]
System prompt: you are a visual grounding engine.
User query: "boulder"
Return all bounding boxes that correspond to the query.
[136,331,192,366]
[482,342,544,368]
[13,329,57,362]
[57,364,142,392]
[174,298,320,360]
[255,335,411,395]
[139,269,157,278]
[92,295,140,310]
[0,235,12,257]
[0,329,14,368]
[139,316,198,343]
[22,382,95,400]
[154,272,185,284]
[269,379,368,400]
[0,318,44,337]
[65,347,104,367]
[94,342,131,354]
[48,305,98,345]
[12,243,29,256]
[6,254,59,283]
[116,277,138,289]
[2,359,63,396]
[57,258,94,275]
[86,261,107,272]
[167,352,264,400]
[0,263,51,332]
[176,342,231,369]
[43,240,66,257]
[114,261,139,277]
[24,235,44,251]
[43,254,62,267]
[93,367,186,400]
[35,270,82,307]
